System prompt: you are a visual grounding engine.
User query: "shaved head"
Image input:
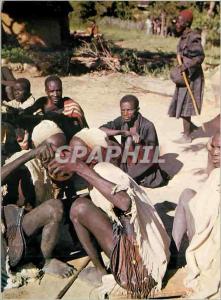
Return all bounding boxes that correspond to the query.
[120,95,139,109]
[45,75,62,88]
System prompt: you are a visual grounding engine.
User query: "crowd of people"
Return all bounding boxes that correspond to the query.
[1,9,220,299]
[145,15,176,37]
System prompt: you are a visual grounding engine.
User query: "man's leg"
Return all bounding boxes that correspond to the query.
[168,188,196,268]
[172,188,197,251]
[70,197,114,284]
[22,199,74,278]
[174,117,198,144]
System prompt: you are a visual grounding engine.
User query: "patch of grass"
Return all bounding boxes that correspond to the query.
[98,22,177,52]
[1,46,33,64]
[98,21,220,70]
[204,45,220,66]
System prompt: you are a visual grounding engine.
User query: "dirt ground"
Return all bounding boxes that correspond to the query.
[2,69,220,300]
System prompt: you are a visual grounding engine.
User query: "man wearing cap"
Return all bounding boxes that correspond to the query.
[168,9,205,143]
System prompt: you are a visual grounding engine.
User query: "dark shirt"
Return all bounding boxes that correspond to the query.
[101,113,159,147]
[101,113,168,188]
[24,96,65,115]
[2,112,82,144]
[23,96,89,129]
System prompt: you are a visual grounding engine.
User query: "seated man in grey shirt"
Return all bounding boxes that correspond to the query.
[100,95,170,188]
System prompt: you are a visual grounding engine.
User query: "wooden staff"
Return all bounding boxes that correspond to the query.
[177,53,205,132]
[56,257,91,299]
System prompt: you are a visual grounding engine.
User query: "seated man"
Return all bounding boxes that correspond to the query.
[23,75,88,129]
[3,78,35,110]
[171,132,220,298]
[2,78,35,154]
[47,132,171,298]
[1,141,74,281]
[100,94,170,188]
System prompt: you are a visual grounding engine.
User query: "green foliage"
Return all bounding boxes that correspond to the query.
[1,46,33,64]
[192,10,220,45]
[2,46,72,75]
[111,2,135,19]
[70,2,96,20]
[70,1,136,24]
[148,2,180,21]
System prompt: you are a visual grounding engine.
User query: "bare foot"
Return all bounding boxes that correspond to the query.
[43,258,76,278]
[79,266,107,287]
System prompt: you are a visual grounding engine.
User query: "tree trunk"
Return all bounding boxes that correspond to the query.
[161,12,166,36]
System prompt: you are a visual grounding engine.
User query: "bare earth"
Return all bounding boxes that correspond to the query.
[2,69,219,299]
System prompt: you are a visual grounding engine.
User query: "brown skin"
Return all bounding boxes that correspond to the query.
[45,80,63,108]
[48,158,132,284]
[207,132,220,174]
[210,133,220,168]
[2,135,75,278]
[14,82,31,103]
[101,100,140,143]
[175,15,189,34]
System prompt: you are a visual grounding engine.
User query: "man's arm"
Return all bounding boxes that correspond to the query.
[182,32,205,73]
[100,127,129,137]
[2,143,56,184]
[100,117,130,137]
[126,121,159,178]
[48,159,131,212]
[2,150,37,184]
[22,97,45,115]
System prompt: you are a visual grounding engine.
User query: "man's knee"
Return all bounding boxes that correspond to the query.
[47,199,63,222]
[70,197,89,224]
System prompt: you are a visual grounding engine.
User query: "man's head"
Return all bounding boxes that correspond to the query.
[32,120,69,181]
[120,95,139,123]
[14,78,31,102]
[70,128,109,164]
[45,75,63,106]
[176,10,193,34]
[210,132,220,168]
[32,120,66,149]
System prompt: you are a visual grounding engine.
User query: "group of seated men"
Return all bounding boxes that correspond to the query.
[1,69,220,298]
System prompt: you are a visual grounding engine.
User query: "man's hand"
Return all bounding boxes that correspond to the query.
[178,64,186,73]
[34,142,57,164]
[131,132,140,144]
[121,130,131,137]
[48,158,79,178]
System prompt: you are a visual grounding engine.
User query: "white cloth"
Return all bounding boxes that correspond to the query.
[75,128,108,148]
[3,95,35,110]
[89,162,170,291]
[31,120,63,147]
[184,168,220,299]
[5,150,53,206]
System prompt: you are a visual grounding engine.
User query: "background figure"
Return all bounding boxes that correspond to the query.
[168,9,205,144]
[145,17,152,35]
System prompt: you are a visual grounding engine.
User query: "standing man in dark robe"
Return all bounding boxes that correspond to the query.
[168,9,205,143]
[100,95,170,188]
